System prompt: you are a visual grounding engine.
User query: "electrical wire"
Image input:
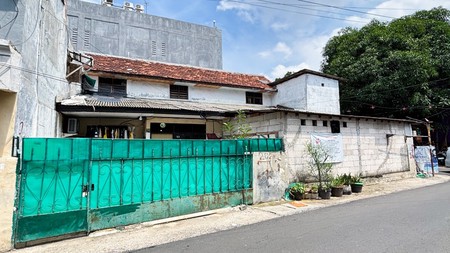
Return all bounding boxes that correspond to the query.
[212,0,369,24]
[13,1,41,46]
[294,0,396,19]
[0,0,19,31]
[253,0,374,22]
[0,62,70,83]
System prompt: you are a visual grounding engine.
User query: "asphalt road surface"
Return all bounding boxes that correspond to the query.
[134,182,450,253]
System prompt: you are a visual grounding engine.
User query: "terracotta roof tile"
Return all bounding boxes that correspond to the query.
[87,53,271,89]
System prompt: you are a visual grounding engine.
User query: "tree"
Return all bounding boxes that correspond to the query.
[274,71,294,82]
[222,110,252,139]
[305,142,333,191]
[321,7,450,119]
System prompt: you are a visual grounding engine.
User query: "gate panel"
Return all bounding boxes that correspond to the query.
[87,139,256,231]
[15,139,90,247]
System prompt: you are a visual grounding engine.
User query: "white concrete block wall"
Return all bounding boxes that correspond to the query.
[254,113,414,198]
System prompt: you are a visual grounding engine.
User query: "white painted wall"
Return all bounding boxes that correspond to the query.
[304,74,340,114]
[127,80,169,99]
[273,75,307,110]
[126,79,273,106]
[272,73,340,114]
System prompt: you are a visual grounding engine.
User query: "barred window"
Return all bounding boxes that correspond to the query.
[170,85,188,99]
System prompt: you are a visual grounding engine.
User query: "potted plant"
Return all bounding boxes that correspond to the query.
[289,182,305,200]
[341,173,352,195]
[303,184,319,200]
[306,142,333,200]
[350,173,364,193]
[318,181,332,199]
[330,175,345,197]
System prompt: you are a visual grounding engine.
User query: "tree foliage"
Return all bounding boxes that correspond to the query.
[321,7,450,119]
[222,110,252,139]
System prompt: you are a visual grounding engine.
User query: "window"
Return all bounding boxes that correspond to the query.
[170,85,188,99]
[312,120,317,126]
[343,122,347,128]
[246,92,263,105]
[323,120,328,127]
[98,77,127,96]
[301,119,306,126]
[330,120,340,133]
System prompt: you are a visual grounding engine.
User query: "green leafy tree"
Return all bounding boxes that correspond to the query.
[322,7,450,119]
[222,110,252,139]
[306,142,333,190]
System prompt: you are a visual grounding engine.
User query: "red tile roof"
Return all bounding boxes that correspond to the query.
[87,53,271,89]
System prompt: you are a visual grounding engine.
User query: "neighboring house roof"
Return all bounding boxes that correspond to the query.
[269,69,345,86]
[86,53,272,90]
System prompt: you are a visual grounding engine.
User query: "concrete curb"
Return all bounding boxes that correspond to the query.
[10,174,450,253]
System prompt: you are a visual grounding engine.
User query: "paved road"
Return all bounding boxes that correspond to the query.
[134,182,450,253]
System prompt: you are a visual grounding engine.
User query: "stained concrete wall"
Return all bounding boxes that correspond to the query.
[0,0,70,250]
[67,0,222,69]
[1,0,70,138]
[253,151,287,204]
[247,112,415,202]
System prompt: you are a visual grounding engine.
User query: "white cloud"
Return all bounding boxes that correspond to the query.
[271,22,289,31]
[258,42,292,60]
[270,63,310,80]
[274,42,292,58]
[346,0,450,25]
[217,0,251,11]
[258,51,271,58]
[217,0,255,23]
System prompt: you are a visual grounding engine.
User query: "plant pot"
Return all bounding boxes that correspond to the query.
[318,189,331,199]
[351,183,363,193]
[331,186,344,197]
[343,185,352,195]
[290,191,303,200]
[303,192,318,200]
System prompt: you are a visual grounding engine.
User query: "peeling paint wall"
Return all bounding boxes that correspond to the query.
[252,152,287,203]
[67,0,222,69]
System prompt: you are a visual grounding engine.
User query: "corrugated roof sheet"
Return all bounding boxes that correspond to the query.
[61,95,273,113]
[87,53,272,90]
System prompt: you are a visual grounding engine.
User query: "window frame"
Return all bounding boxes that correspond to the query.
[245,91,263,105]
[170,85,189,100]
[98,77,127,96]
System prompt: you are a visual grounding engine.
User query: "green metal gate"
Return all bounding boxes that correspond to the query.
[13,138,283,247]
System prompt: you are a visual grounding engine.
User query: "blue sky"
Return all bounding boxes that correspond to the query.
[82,0,450,81]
